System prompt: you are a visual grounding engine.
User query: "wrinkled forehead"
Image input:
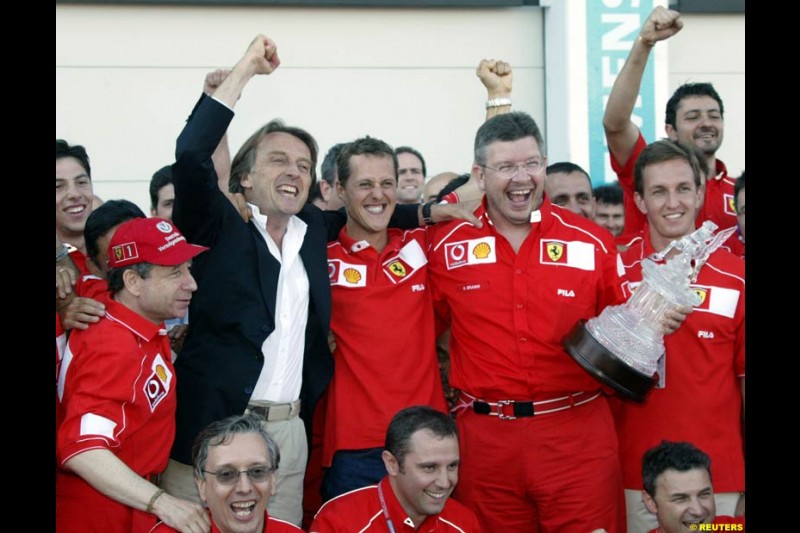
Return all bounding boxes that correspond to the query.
[206,433,270,468]
[256,131,312,160]
[485,136,543,162]
[546,171,592,194]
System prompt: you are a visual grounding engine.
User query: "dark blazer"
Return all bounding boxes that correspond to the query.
[169,94,338,464]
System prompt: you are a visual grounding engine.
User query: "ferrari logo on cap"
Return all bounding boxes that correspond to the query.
[546,242,564,262]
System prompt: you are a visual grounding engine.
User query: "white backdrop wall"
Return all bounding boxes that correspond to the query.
[56,5,744,215]
[56,4,546,213]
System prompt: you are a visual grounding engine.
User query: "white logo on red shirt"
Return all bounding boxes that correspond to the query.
[144,353,173,412]
[444,238,496,270]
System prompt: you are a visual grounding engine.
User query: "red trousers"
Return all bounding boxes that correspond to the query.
[454,395,625,532]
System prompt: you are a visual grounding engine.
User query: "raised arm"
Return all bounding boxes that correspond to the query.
[203,69,234,193]
[477,59,513,121]
[603,6,683,165]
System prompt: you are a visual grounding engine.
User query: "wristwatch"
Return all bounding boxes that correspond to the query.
[56,242,70,263]
[422,202,436,226]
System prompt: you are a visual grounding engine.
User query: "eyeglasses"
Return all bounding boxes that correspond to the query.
[203,465,275,485]
[481,159,545,178]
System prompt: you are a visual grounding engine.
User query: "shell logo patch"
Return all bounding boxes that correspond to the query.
[387,261,407,278]
[343,268,362,284]
[724,193,737,215]
[473,241,491,259]
[444,237,496,270]
[329,260,367,287]
[545,241,565,263]
[144,353,173,412]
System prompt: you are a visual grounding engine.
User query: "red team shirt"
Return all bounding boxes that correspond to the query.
[310,477,481,532]
[613,229,745,493]
[56,298,177,532]
[151,512,306,533]
[427,198,628,399]
[323,227,447,466]
[612,132,740,249]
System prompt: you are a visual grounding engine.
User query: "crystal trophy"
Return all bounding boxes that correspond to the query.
[563,221,737,402]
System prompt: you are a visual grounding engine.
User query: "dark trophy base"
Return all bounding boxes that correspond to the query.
[563,320,656,403]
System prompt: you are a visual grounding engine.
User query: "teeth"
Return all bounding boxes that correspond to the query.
[665,213,682,219]
[509,190,531,196]
[365,205,385,213]
[423,490,446,499]
[65,206,85,214]
[276,185,298,196]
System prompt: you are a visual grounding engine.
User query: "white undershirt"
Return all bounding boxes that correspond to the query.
[247,203,309,403]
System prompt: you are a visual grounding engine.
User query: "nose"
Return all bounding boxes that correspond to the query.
[685,497,704,517]
[235,471,254,493]
[434,468,453,490]
[182,269,198,292]
[666,190,681,208]
[567,198,581,215]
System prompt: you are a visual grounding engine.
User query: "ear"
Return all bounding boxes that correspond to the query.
[320,180,332,202]
[473,164,486,192]
[240,172,253,190]
[269,471,277,497]
[122,268,143,296]
[195,476,208,506]
[634,192,647,215]
[383,450,400,476]
[696,183,705,209]
[642,490,659,515]
[665,124,678,141]
[335,180,347,202]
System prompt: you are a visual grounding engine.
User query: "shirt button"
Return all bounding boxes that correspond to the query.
[515,269,524,275]
[244,386,253,394]
[516,304,524,310]
[520,337,527,343]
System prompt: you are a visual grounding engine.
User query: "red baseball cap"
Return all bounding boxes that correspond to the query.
[108,217,208,268]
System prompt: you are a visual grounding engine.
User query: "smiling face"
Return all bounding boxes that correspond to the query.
[242,132,313,223]
[643,468,716,533]
[396,152,425,204]
[594,201,625,236]
[196,433,276,533]
[56,156,93,241]
[338,153,397,248]
[476,136,546,228]
[125,261,198,324]
[546,170,596,220]
[635,158,703,252]
[383,429,460,527]
[666,96,724,159]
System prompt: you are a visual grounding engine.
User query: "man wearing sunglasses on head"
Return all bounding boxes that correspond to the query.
[152,413,305,533]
